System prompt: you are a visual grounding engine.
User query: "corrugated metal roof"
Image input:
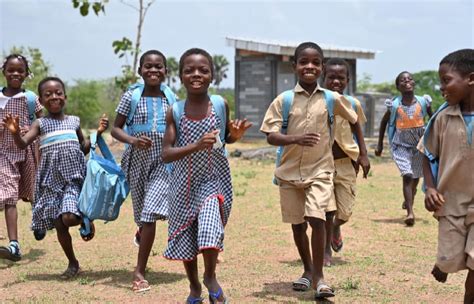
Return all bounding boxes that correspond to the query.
[226,36,378,60]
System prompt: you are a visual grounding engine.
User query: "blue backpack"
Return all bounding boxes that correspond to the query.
[273,89,336,185]
[422,102,449,191]
[387,95,429,144]
[125,83,177,134]
[172,95,227,144]
[0,87,37,123]
[78,132,130,236]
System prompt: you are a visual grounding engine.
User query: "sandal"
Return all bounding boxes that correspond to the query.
[292,276,312,291]
[315,281,335,299]
[60,265,81,280]
[208,287,228,304]
[186,295,204,304]
[331,234,343,252]
[79,218,95,241]
[132,279,151,293]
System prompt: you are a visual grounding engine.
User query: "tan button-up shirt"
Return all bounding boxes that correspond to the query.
[260,83,358,182]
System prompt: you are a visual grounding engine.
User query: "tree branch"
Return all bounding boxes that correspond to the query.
[119,0,139,12]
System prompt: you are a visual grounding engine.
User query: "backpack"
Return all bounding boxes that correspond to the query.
[172,95,227,143]
[78,132,130,236]
[0,87,37,123]
[387,95,429,144]
[422,102,449,191]
[273,89,336,185]
[125,83,177,134]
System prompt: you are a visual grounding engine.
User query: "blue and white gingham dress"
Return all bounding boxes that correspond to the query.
[116,90,169,225]
[32,116,86,231]
[164,104,233,261]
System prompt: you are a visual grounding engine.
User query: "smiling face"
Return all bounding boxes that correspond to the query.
[293,47,323,90]
[180,54,213,95]
[396,72,415,94]
[2,57,28,90]
[39,80,66,114]
[138,53,167,87]
[324,64,349,94]
[438,63,471,106]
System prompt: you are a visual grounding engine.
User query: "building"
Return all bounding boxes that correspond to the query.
[226,36,378,138]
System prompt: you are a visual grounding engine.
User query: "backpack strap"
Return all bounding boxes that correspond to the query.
[344,95,358,112]
[322,89,335,138]
[387,96,401,144]
[415,95,428,117]
[281,90,294,134]
[25,90,37,123]
[210,95,226,142]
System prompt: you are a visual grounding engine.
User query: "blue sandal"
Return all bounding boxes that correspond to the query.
[186,296,204,304]
[208,287,228,304]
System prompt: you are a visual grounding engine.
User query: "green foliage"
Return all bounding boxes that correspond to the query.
[71,0,107,16]
[166,56,179,88]
[66,80,102,128]
[213,55,229,89]
[1,46,51,94]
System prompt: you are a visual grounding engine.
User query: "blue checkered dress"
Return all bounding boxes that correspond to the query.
[164,104,233,261]
[31,116,86,231]
[116,90,169,225]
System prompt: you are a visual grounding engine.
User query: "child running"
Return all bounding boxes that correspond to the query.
[162,48,251,304]
[420,49,474,304]
[322,58,370,267]
[2,76,108,278]
[0,54,43,261]
[111,50,175,292]
[260,42,364,299]
[375,71,432,226]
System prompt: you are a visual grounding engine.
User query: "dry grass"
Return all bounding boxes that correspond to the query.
[0,144,467,303]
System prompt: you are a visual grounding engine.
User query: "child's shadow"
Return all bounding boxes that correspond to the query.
[251,281,334,303]
[281,258,348,267]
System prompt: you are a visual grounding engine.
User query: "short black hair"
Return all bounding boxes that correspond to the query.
[293,42,324,63]
[395,71,412,87]
[178,48,214,79]
[324,58,350,79]
[2,54,31,76]
[439,49,474,76]
[138,50,167,71]
[37,77,66,96]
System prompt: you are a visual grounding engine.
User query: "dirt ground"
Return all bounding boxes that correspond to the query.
[0,139,467,303]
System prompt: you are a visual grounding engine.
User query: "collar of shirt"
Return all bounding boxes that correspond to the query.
[293,82,324,96]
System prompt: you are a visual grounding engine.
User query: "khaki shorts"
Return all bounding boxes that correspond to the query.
[436,206,474,273]
[278,172,333,224]
[326,158,357,222]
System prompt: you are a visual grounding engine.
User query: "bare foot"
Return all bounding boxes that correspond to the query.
[431,265,448,283]
[404,214,415,226]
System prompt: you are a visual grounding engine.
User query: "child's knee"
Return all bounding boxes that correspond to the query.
[61,213,81,227]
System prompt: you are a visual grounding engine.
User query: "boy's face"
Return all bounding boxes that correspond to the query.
[324,64,348,95]
[396,72,415,94]
[438,63,472,106]
[180,54,212,95]
[293,48,323,87]
[139,54,167,87]
[40,80,66,114]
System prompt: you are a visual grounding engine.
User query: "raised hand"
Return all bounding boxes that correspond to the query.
[97,113,109,135]
[227,119,252,141]
[294,133,320,146]
[2,113,20,135]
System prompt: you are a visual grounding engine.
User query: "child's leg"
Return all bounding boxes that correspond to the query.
[133,221,155,282]
[4,205,18,242]
[292,222,314,279]
[306,217,326,287]
[324,212,335,266]
[202,249,225,302]
[54,213,81,278]
[184,258,202,300]
[464,269,474,304]
[402,175,416,225]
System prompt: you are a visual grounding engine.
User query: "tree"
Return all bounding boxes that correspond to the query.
[213,55,229,90]
[71,0,107,16]
[166,56,179,89]
[67,80,102,128]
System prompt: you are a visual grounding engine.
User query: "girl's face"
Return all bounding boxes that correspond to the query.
[180,54,212,95]
[39,80,66,114]
[139,54,167,87]
[324,64,348,95]
[396,72,415,93]
[293,48,323,87]
[2,58,28,90]
[438,63,471,106]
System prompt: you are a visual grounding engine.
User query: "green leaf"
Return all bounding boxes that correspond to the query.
[80,2,90,16]
[72,0,79,9]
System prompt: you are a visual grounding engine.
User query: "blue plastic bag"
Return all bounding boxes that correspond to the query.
[78,132,129,229]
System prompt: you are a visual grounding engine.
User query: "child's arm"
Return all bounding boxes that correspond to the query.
[266,132,321,147]
[97,114,109,137]
[76,127,90,155]
[110,113,153,150]
[162,108,218,163]
[2,114,40,149]
[422,155,445,211]
[349,121,370,178]
[224,99,252,143]
[375,110,390,156]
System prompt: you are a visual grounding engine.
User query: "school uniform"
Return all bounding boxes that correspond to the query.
[0,92,42,207]
[419,104,474,273]
[326,98,367,222]
[260,83,357,223]
[116,90,169,225]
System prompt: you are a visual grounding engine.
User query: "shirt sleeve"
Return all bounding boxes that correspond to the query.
[116,90,133,117]
[422,114,442,158]
[34,96,44,113]
[334,93,357,124]
[354,98,367,125]
[260,94,284,134]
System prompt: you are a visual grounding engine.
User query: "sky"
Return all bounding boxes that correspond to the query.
[1,0,473,88]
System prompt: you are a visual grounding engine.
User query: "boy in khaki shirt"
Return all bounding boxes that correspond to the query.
[260,42,365,299]
[420,49,474,304]
[322,59,370,267]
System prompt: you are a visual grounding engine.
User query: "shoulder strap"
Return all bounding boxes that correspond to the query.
[322,89,335,136]
[423,102,449,161]
[210,95,226,142]
[172,100,185,137]
[24,90,37,123]
[415,95,428,117]
[344,95,358,112]
[281,90,294,134]
[160,83,177,106]
[126,84,144,126]
[387,96,401,143]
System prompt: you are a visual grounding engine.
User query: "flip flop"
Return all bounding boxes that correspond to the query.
[315,281,335,299]
[292,277,312,291]
[186,295,204,304]
[132,279,151,293]
[331,234,343,252]
[208,287,228,304]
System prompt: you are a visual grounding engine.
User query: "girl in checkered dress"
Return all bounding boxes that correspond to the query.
[2,77,109,279]
[0,54,43,262]
[375,71,433,226]
[111,50,174,292]
[162,48,251,304]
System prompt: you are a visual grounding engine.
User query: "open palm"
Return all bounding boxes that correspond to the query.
[228,119,252,141]
[2,114,20,134]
